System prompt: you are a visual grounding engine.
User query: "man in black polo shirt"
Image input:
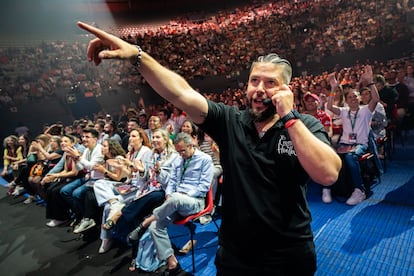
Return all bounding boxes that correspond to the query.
[78,22,342,276]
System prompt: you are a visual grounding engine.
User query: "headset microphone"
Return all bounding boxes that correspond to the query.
[263,99,272,105]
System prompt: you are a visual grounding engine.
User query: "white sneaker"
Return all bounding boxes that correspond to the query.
[108,201,125,220]
[179,239,197,254]
[346,188,366,205]
[73,218,96,234]
[6,181,16,188]
[24,195,36,204]
[98,239,112,254]
[322,188,332,204]
[199,215,212,225]
[46,219,68,228]
[12,186,25,196]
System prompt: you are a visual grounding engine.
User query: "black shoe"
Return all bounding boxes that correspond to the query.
[164,263,182,276]
[127,224,147,243]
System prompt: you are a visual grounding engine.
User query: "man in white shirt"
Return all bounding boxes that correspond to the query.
[62,128,104,222]
[327,66,380,205]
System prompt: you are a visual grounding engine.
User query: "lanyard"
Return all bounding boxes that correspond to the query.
[347,108,359,132]
[86,145,96,161]
[180,157,192,182]
[153,151,162,165]
[129,148,139,161]
[149,151,163,184]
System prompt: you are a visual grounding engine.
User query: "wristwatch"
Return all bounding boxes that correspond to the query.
[280,110,301,124]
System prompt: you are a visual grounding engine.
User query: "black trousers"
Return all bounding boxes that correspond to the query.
[82,188,103,223]
[114,190,165,258]
[215,242,316,276]
[45,180,71,221]
[17,165,32,193]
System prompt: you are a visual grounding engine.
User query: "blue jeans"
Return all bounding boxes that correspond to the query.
[60,178,86,217]
[108,190,166,242]
[341,144,368,191]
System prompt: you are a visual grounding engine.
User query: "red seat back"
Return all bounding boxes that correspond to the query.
[174,187,214,225]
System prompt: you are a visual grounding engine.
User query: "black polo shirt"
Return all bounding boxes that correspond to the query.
[199,100,330,258]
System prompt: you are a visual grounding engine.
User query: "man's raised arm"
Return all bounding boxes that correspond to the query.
[77,21,208,124]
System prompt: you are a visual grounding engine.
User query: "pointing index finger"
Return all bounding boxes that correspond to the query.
[77,21,108,40]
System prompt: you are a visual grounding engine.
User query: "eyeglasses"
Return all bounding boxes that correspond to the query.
[176,145,191,153]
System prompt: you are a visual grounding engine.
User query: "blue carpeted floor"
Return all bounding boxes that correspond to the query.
[170,132,414,276]
[0,132,413,276]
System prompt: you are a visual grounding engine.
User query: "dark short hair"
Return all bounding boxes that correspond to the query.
[62,134,76,143]
[82,127,99,138]
[129,117,139,124]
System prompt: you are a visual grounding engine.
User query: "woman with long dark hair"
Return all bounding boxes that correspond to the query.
[24,135,63,204]
[41,135,80,227]
[72,138,127,235]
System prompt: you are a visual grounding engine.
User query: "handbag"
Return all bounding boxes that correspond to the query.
[29,161,46,177]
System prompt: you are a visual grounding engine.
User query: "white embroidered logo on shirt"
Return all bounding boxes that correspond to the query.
[277,135,297,156]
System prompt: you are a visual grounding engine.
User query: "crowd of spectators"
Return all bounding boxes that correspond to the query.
[123,0,408,77]
[5,49,414,150]
[2,51,412,270]
[0,0,412,112]
[2,0,414,268]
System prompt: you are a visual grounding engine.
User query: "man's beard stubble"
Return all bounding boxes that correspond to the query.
[247,102,277,122]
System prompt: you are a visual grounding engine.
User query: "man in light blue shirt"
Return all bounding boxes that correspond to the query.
[127,132,214,275]
[165,138,213,198]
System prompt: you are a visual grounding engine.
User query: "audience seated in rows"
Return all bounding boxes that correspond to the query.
[324,65,380,205]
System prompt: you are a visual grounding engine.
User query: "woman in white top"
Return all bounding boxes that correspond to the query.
[98,128,179,262]
[93,128,154,253]
[94,129,152,229]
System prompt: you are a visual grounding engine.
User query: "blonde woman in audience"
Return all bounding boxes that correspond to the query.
[96,128,178,259]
